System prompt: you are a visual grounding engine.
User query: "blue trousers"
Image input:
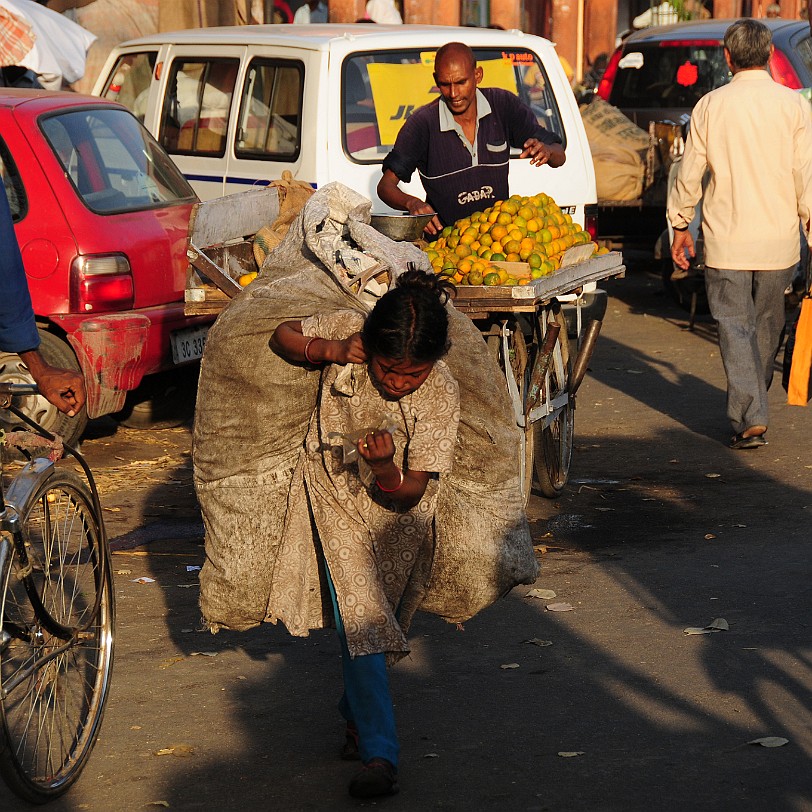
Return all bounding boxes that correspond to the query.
[323,563,399,767]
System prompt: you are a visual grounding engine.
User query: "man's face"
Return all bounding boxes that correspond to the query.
[433,53,483,117]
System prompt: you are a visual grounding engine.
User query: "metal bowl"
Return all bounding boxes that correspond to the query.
[370,212,434,241]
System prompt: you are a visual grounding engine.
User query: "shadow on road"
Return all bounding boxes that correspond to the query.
[67,259,811,812]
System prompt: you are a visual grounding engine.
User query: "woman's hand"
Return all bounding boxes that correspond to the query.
[357,429,395,470]
[323,332,367,365]
[357,430,432,508]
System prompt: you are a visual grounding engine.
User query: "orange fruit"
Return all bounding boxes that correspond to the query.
[455,243,472,259]
[483,272,501,286]
[504,239,521,255]
[496,211,513,225]
[490,224,508,241]
[490,252,506,262]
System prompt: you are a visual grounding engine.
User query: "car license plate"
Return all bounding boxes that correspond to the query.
[171,325,209,364]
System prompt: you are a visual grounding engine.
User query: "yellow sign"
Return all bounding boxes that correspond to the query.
[367,57,520,147]
[367,62,437,146]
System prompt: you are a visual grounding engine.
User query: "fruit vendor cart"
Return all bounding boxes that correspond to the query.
[450,250,624,503]
[184,187,625,503]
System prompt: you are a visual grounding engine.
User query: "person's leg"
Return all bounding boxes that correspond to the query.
[323,562,399,768]
[753,266,795,391]
[704,267,765,435]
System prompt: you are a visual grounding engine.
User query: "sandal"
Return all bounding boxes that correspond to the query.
[348,758,399,798]
[729,431,767,450]
[341,722,360,761]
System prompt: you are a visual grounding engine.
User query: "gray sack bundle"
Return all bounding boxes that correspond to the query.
[195,182,537,635]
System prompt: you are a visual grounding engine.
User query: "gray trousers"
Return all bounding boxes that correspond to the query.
[704,266,794,434]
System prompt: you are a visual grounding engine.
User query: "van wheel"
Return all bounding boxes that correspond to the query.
[0,330,88,447]
[113,365,199,430]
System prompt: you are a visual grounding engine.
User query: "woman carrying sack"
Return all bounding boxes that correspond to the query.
[270,269,459,799]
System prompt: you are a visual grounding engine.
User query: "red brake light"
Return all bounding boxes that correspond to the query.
[769,48,802,89]
[583,205,598,240]
[659,39,722,48]
[70,254,134,312]
[597,48,622,101]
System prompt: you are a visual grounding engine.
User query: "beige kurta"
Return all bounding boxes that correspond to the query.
[300,310,460,659]
[667,69,812,270]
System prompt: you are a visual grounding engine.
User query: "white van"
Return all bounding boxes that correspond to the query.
[94,24,604,321]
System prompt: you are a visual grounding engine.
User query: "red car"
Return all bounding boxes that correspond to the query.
[0,89,212,445]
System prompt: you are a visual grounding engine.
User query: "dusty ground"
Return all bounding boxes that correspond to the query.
[1,256,810,811]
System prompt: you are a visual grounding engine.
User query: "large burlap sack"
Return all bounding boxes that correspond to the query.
[591,142,645,202]
[195,182,537,635]
[421,309,538,621]
[581,98,649,202]
[252,170,316,267]
[580,97,650,152]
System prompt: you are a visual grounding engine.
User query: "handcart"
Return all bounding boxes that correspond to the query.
[452,252,625,503]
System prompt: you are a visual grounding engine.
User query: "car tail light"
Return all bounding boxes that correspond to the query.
[583,204,598,241]
[769,49,802,89]
[596,48,622,100]
[70,254,134,313]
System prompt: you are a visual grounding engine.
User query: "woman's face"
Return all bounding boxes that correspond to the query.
[369,356,434,399]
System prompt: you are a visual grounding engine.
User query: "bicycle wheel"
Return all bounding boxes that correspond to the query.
[0,469,114,804]
[534,321,575,499]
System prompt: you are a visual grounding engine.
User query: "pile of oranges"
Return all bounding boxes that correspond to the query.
[424,193,600,287]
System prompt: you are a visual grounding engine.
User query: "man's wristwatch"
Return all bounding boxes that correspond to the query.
[673,225,688,232]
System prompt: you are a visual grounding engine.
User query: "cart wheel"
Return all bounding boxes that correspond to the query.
[534,310,574,498]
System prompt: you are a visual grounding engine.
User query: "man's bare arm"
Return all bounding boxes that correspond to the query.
[377,169,443,235]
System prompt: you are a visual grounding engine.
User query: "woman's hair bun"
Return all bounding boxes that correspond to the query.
[396,266,455,304]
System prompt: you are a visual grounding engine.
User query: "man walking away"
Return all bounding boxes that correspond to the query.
[668,18,812,449]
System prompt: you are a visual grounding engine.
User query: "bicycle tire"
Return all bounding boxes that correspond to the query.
[534,346,575,499]
[0,469,114,804]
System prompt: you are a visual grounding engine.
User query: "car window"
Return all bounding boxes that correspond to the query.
[235,58,303,160]
[0,138,27,222]
[100,51,157,123]
[341,47,566,163]
[40,107,196,214]
[160,58,240,156]
[609,43,730,109]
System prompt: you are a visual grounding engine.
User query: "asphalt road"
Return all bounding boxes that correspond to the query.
[2,253,810,811]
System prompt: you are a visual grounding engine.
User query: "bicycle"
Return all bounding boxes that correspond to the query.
[0,382,114,804]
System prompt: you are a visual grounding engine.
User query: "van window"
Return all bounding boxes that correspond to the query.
[41,108,196,214]
[341,48,566,163]
[100,51,157,123]
[0,138,27,222]
[235,59,303,159]
[609,44,730,109]
[160,59,240,156]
